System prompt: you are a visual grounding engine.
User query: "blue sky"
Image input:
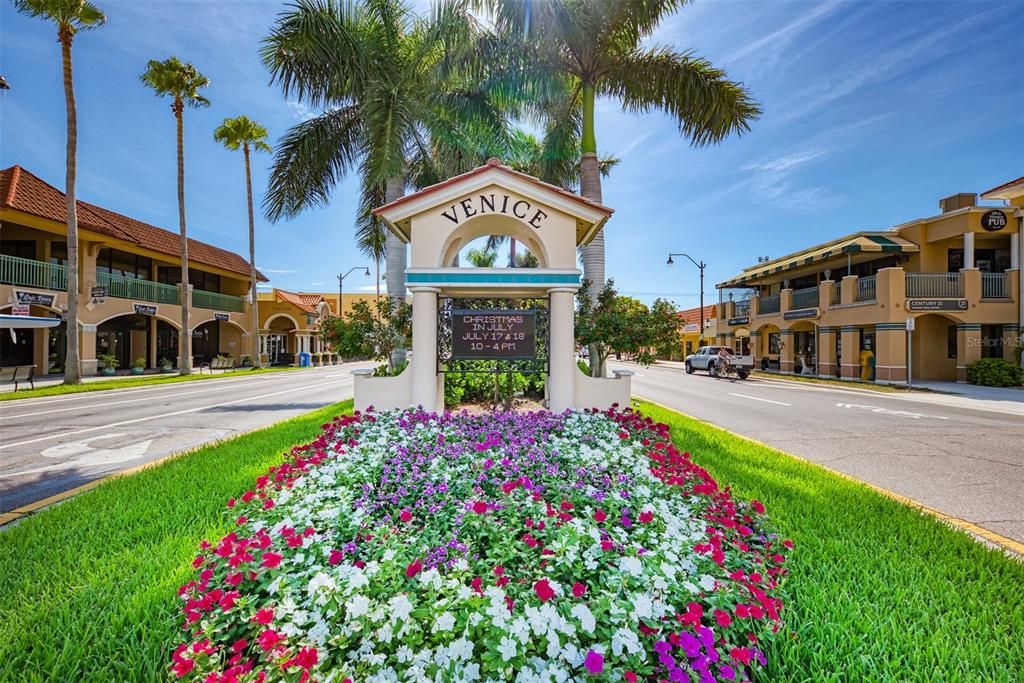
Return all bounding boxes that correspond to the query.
[2,0,1021,308]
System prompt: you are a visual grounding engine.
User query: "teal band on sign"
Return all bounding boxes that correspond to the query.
[406,272,580,285]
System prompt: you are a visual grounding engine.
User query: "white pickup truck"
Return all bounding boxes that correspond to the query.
[684,346,753,380]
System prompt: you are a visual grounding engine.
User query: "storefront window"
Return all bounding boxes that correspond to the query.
[768,332,781,355]
[981,325,1002,359]
[49,241,68,266]
[947,325,957,359]
[97,248,152,280]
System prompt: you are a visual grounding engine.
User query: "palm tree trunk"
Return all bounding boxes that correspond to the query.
[509,238,516,268]
[175,100,192,375]
[60,31,81,385]
[375,258,381,303]
[244,143,261,368]
[383,176,407,367]
[579,80,606,377]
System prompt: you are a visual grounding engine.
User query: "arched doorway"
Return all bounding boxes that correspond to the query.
[97,314,151,370]
[733,328,751,355]
[265,314,297,366]
[192,320,221,366]
[755,324,781,370]
[156,319,179,367]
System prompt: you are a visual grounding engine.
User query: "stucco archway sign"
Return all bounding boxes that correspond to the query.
[352,158,633,413]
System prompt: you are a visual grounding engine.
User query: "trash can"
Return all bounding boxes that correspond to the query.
[298,352,311,367]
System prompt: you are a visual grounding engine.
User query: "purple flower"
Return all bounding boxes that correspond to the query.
[719,665,735,681]
[584,650,604,675]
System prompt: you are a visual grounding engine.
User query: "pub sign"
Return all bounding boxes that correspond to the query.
[980,210,1007,232]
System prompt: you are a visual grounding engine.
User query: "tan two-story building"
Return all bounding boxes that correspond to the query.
[1,165,266,374]
[714,178,1022,383]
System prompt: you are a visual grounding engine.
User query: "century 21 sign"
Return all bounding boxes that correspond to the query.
[441,194,549,229]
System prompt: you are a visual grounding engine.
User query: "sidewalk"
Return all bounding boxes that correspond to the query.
[2,368,238,394]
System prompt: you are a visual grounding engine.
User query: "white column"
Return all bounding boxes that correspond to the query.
[963,232,975,269]
[410,287,440,412]
[1011,231,1020,269]
[547,287,577,412]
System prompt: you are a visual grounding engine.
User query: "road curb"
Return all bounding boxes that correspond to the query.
[634,396,1024,558]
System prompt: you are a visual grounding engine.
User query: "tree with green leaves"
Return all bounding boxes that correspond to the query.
[14,0,106,383]
[576,279,669,370]
[262,0,504,367]
[140,56,210,375]
[482,0,759,375]
[466,247,498,268]
[214,115,271,368]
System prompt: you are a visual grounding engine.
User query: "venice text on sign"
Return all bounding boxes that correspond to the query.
[441,194,548,229]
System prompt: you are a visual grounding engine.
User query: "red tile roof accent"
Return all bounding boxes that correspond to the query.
[676,305,716,326]
[274,289,324,314]
[980,175,1024,198]
[372,157,614,217]
[0,165,266,281]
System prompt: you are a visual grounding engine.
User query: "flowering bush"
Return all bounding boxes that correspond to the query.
[173,408,791,682]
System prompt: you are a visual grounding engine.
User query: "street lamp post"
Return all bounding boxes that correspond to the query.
[667,252,707,345]
[337,266,370,317]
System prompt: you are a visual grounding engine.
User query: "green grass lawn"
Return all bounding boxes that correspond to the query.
[636,400,1023,682]
[0,400,353,683]
[0,365,305,402]
[1,399,1020,682]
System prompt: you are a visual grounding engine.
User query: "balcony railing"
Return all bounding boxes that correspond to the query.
[0,254,67,291]
[734,300,751,317]
[905,272,961,298]
[832,284,842,305]
[758,294,780,314]
[791,286,820,309]
[97,271,180,304]
[193,289,245,312]
[856,275,876,302]
[981,272,1008,299]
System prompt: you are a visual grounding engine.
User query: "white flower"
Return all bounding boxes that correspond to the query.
[432,611,456,633]
[570,603,595,634]
[699,574,717,591]
[619,556,644,576]
[612,627,642,657]
[346,594,370,620]
[632,593,653,620]
[388,594,414,623]
[498,636,518,662]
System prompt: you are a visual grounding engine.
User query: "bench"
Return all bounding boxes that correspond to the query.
[199,357,236,374]
[0,365,36,392]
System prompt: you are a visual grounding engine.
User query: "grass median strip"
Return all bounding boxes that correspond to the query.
[635,399,1023,681]
[0,366,305,402]
[0,400,353,683]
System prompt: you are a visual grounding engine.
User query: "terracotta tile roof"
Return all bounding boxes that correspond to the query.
[274,289,324,314]
[676,305,716,326]
[980,175,1024,198]
[373,157,614,217]
[0,165,266,281]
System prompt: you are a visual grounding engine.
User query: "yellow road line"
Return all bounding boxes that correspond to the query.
[634,397,1024,557]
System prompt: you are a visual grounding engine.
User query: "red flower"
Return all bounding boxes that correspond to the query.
[231,638,248,654]
[227,498,236,508]
[639,510,654,524]
[262,498,275,510]
[471,576,484,594]
[560,500,573,511]
[624,672,637,683]
[493,565,505,576]
[406,559,423,578]
[751,499,766,514]
[328,549,344,565]
[735,604,751,618]
[399,508,412,523]
[252,608,275,625]
[225,572,243,587]
[257,629,282,652]
[714,609,732,628]
[572,582,587,598]
[172,658,194,678]
[600,540,614,551]
[261,552,283,568]
[534,578,555,602]
[593,509,607,523]
[292,646,318,670]
[241,491,255,503]
[472,500,488,515]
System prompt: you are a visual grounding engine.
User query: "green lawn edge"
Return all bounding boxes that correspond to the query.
[0,366,307,402]
[0,400,353,683]
[634,399,1023,681]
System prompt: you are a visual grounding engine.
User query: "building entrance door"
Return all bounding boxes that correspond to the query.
[267,334,288,365]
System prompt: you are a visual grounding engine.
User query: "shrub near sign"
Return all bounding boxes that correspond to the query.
[452,309,536,359]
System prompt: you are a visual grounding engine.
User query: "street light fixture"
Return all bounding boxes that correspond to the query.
[667,252,707,346]
[337,266,370,316]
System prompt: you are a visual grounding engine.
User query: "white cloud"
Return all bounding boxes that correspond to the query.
[740,147,840,211]
[259,267,298,274]
[286,100,316,121]
[723,1,845,65]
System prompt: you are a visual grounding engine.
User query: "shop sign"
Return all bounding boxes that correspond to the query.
[980,209,1008,232]
[907,299,968,311]
[727,316,749,326]
[783,308,818,321]
[683,323,699,333]
[452,310,536,359]
[12,303,30,316]
[214,312,230,321]
[133,303,158,316]
[90,286,107,299]
[15,290,56,307]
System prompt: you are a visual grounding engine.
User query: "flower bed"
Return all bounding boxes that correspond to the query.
[173,408,791,682]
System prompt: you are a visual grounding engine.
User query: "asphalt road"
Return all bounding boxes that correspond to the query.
[611,360,1024,545]
[0,363,371,513]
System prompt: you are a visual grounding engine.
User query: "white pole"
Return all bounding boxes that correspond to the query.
[906,326,912,388]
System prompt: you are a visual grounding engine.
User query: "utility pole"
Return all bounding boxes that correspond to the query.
[667,252,707,345]
[337,266,370,317]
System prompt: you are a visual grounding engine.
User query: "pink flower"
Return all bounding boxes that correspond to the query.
[171,658,194,678]
[261,552,283,568]
[593,509,607,523]
[252,608,274,625]
[262,498,275,510]
[257,629,282,652]
[584,650,604,674]
[406,559,422,578]
[572,582,587,598]
[399,508,412,523]
[534,578,555,602]
[751,499,766,514]
[493,565,505,577]
[639,510,654,524]
[328,549,344,565]
[715,608,732,628]
[472,500,488,515]
[292,646,318,669]
[624,672,637,683]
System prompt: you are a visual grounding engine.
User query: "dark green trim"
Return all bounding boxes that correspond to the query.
[956,323,982,330]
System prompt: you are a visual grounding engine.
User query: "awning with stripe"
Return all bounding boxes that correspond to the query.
[717,234,919,288]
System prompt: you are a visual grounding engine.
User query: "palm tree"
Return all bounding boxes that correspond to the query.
[140,56,210,375]
[14,0,106,384]
[482,0,760,375]
[214,115,272,369]
[262,0,503,364]
[466,247,498,268]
